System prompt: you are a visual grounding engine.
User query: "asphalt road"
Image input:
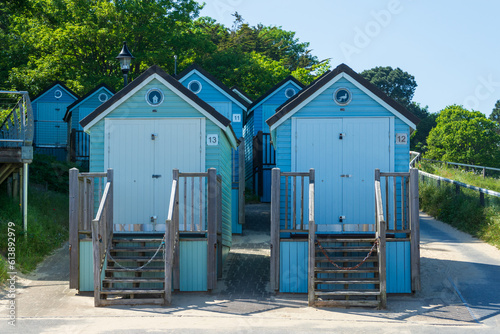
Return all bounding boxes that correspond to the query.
[1,206,499,333]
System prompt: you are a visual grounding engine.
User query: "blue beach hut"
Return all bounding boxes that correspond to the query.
[267,63,420,307]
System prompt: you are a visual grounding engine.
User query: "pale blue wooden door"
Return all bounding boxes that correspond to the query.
[107,119,204,232]
[295,119,343,231]
[342,118,390,232]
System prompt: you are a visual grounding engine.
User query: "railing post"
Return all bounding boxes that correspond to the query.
[270,168,281,292]
[92,219,102,306]
[238,138,245,226]
[308,168,315,306]
[378,210,387,309]
[106,169,114,244]
[207,168,217,291]
[164,219,173,305]
[172,169,180,291]
[410,168,421,292]
[69,168,79,289]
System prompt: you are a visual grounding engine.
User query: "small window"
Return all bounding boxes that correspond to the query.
[333,87,352,106]
[54,90,63,99]
[145,88,164,106]
[285,88,296,99]
[188,80,202,94]
[98,93,108,102]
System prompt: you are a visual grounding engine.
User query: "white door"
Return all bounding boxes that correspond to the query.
[294,118,390,233]
[106,118,204,232]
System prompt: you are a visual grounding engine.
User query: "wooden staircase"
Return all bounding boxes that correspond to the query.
[99,236,167,306]
[311,236,384,308]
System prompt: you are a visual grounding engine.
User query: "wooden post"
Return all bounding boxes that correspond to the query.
[374,169,386,309]
[238,138,245,226]
[91,219,101,306]
[307,169,315,307]
[164,219,172,305]
[106,169,114,240]
[13,172,19,199]
[482,168,486,178]
[207,168,217,291]
[217,175,223,279]
[270,168,281,291]
[409,168,421,292]
[69,168,79,289]
[172,169,180,291]
[479,191,485,207]
[455,184,460,195]
[7,175,12,197]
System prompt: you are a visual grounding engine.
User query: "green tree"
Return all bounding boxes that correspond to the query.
[410,112,437,152]
[489,99,500,123]
[361,66,417,108]
[426,105,500,166]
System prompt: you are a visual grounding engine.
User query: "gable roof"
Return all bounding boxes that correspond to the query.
[176,64,250,110]
[80,65,238,147]
[63,83,115,122]
[31,81,79,103]
[230,86,253,104]
[267,63,420,130]
[248,75,305,114]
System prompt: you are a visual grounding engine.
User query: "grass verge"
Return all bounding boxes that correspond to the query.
[419,181,500,250]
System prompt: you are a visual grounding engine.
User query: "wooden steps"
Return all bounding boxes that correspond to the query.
[311,235,383,309]
[98,236,166,306]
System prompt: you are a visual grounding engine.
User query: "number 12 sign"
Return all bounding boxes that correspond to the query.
[396,133,408,145]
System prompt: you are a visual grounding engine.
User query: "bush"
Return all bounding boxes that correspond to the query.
[29,154,77,193]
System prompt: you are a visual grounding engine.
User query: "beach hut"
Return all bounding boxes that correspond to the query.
[31,82,79,160]
[267,63,420,308]
[244,76,304,202]
[176,64,249,234]
[63,83,115,167]
[70,65,237,305]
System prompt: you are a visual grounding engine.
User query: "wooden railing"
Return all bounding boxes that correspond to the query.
[91,175,114,307]
[170,168,220,292]
[375,168,420,292]
[0,91,33,147]
[270,168,315,291]
[374,170,387,309]
[68,168,113,291]
[164,177,178,305]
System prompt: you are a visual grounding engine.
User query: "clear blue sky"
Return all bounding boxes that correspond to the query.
[200,0,500,117]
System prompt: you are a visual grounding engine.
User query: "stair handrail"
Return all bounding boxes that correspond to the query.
[91,169,114,307]
[0,91,33,146]
[374,169,387,309]
[164,176,178,305]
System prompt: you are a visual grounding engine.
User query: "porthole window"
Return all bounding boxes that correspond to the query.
[145,88,164,106]
[285,88,296,99]
[98,93,108,102]
[333,87,352,106]
[188,80,202,94]
[54,90,63,99]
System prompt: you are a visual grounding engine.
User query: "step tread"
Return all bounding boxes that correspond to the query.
[315,290,380,296]
[315,257,377,263]
[105,268,165,273]
[316,247,377,252]
[315,269,378,274]
[315,278,380,284]
[99,298,165,306]
[103,278,164,283]
[101,288,164,294]
[110,247,163,252]
[113,238,164,243]
[314,300,380,308]
[109,256,163,261]
[316,238,377,243]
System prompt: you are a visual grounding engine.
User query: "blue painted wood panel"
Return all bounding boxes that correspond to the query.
[280,241,308,293]
[179,240,207,291]
[79,240,93,291]
[231,188,242,234]
[386,241,411,293]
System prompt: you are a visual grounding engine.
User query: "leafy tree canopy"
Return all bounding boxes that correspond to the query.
[1,2,329,99]
[426,105,500,166]
[489,99,500,123]
[361,66,417,108]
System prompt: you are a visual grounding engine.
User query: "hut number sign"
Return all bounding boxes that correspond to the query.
[207,134,219,146]
[396,133,408,145]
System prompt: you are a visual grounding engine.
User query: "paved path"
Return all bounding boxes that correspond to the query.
[1,207,500,333]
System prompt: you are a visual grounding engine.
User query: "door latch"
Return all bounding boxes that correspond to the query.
[340,174,352,178]
[339,216,346,223]
[152,174,162,179]
[339,133,345,140]
[151,133,158,140]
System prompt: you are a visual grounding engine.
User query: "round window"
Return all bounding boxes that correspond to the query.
[54,90,63,99]
[145,88,164,106]
[333,87,352,106]
[285,88,296,99]
[98,93,108,103]
[188,80,202,94]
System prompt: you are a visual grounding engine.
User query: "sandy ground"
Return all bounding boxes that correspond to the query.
[0,209,499,333]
